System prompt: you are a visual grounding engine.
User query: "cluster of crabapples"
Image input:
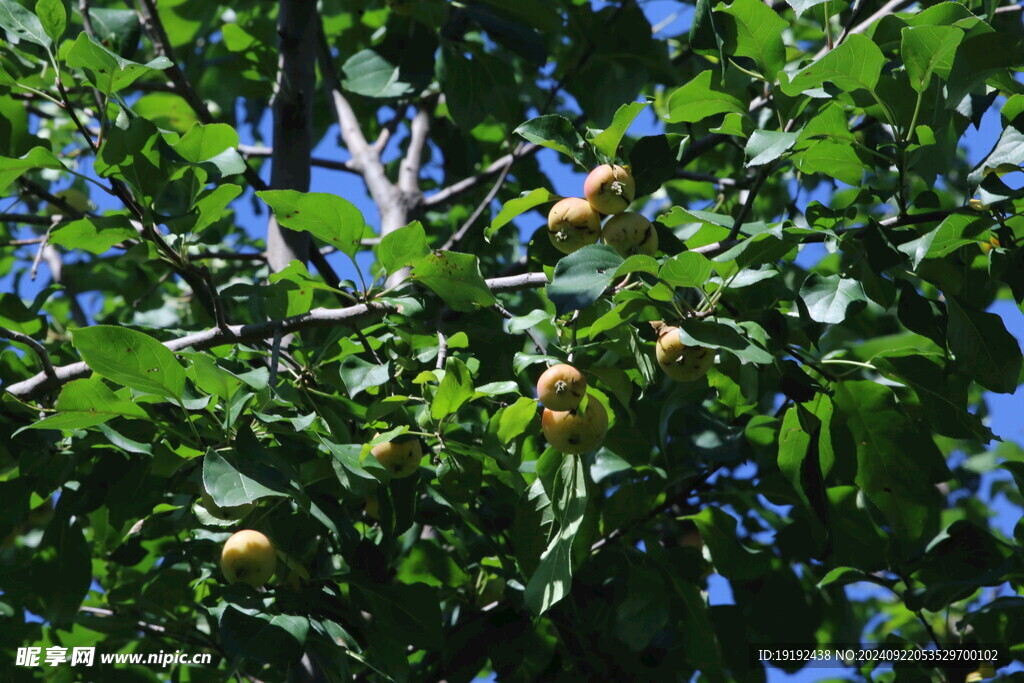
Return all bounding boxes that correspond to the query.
[536,364,609,454]
[547,164,658,257]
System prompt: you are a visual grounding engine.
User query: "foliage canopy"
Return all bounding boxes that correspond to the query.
[1,0,1024,681]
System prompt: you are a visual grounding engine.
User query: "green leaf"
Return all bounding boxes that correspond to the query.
[66,33,171,94]
[95,118,164,200]
[716,0,788,78]
[22,378,148,432]
[34,518,90,627]
[744,129,799,166]
[832,381,946,545]
[785,0,829,17]
[339,356,390,399]
[901,25,963,92]
[341,49,413,98]
[180,184,243,233]
[438,46,518,129]
[685,506,770,580]
[665,70,745,124]
[781,34,884,96]
[49,217,137,255]
[714,231,794,269]
[630,134,683,197]
[34,0,64,44]
[525,454,588,615]
[172,122,239,163]
[378,220,429,274]
[825,486,889,570]
[498,396,538,444]
[545,245,621,316]
[659,251,713,287]
[0,147,66,193]
[0,0,50,48]
[487,188,557,240]
[86,8,139,58]
[219,607,308,666]
[472,0,560,32]
[778,405,812,501]
[946,298,1022,395]
[257,190,365,257]
[794,136,865,186]
[0,293,43,335]
[431,357,474,420]
[411,251,497,312]
[352,581,443,651]
[872,353,991,440]
[514,115,590,168]
[72,325,186,400]
[590,101,648,160]
[187,353,244,400]
[691,0,726,59]
[799,273,868,324]
[967,125,1024,187]
[817,566,881,589]
[675,318,774,364]
[322,440,378,487]
[202,448,290,508]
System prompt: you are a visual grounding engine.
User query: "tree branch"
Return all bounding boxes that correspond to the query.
[727,165,772,242]
[440,155,515,252]
[421,146,540,209]
[6,208,963,402]
[0,327,57,382]
[132,0,268,192]
[238,145,360,175]
[0,214,56,226]
[6,302,395,400]
[398,105,430,198]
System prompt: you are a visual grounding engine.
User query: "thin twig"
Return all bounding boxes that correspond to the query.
[18,178,89,219]
[440,153,515,252]
[374,105,407,156]
[435,330,448,370]
[0,326,57,382]
[29,226,54,280]
[591,465,723,552]
[727,166,771,242]
[0,214,55,226]
[422,144,539,209]
[492,303,545,352]
[79,0,97,36]
[678,170,740,188]
[237,145,360,174]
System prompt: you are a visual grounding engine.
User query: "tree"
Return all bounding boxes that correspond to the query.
[1,0,1023,680]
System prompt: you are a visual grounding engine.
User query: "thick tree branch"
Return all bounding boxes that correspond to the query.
[5,208,964,401]
[316,27,414,242]
[6,302,395,400]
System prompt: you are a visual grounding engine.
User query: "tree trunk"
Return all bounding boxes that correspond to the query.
[266,0,317,272]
